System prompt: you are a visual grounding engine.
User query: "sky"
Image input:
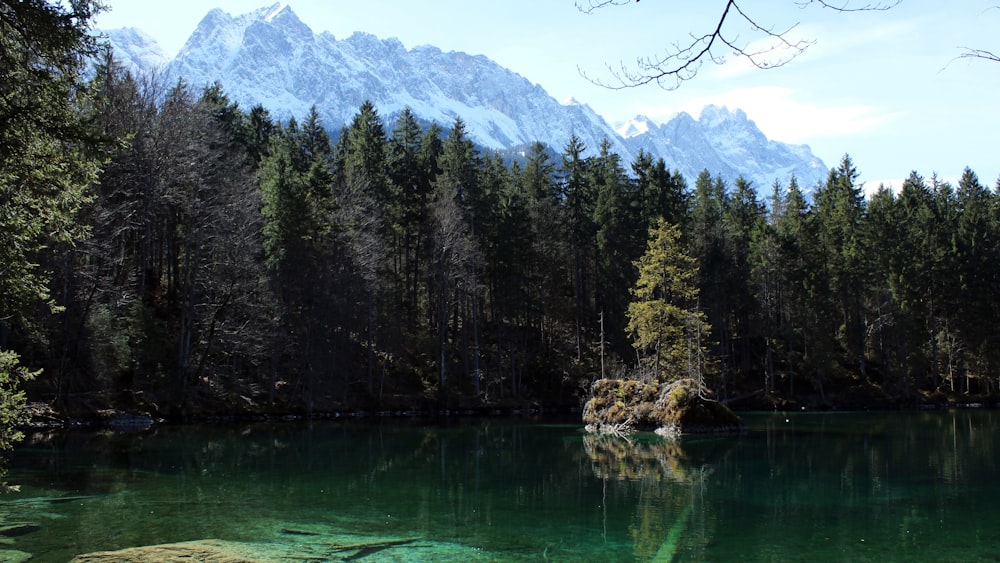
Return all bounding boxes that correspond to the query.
[94,1,1000,191]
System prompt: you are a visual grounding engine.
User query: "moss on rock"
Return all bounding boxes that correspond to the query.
[583,378,743,435]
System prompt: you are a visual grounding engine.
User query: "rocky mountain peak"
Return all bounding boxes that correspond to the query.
[101,4,829,192]
[102,27,170,70]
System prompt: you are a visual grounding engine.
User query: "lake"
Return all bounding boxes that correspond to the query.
[2,410,999,561]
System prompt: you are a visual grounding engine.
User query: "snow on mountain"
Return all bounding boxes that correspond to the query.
[147,3,630,160]
[624,106,829,190]
[101,27,171,74]
[615,116,654,139]
[102,3,829,192]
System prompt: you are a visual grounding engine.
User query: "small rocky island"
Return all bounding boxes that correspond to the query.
[582,378,743,436]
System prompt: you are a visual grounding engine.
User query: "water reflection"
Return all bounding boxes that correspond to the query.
[583,433,736,561]
[584,433,701,484]
[5,413,1000,562]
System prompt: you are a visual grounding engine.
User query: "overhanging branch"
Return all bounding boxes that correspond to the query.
[578,0,901,90]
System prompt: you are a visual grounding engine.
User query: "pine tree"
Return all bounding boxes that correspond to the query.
[387,108,432,326]
[429,119,483,399]
[258,111,341,409]
[592,139,637,358]
[627,219,711,384]
[812,155,869,382]
[518,142,566,374]
[748,181,785,394]
[561,135,595,360]
[892,171,947,389]
[771,176,815,396]
[863,184,903,390]
[954,168,997,391]
[688,170,729,392]
[242,104,275,165]
[632,150,689,231]
[0,0,103,446]
[722,176,766,384]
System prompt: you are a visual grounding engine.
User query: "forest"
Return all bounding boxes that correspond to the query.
[4,1,1000,430]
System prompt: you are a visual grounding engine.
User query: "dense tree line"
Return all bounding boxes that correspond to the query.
[6,2,1000,425]
[1,0,104,447]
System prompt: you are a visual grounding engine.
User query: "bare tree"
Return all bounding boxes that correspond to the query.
[576,0,900,89]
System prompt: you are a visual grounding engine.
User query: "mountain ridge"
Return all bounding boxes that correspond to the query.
[102,3,828,190]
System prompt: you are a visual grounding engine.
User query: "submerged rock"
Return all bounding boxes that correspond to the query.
[100,410,157,430]
[0,550,31,563]
[71,539,266,562]
[70,534,507,562]
[582,378,743,435]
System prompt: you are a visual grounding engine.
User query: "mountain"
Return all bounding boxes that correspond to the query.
[101,3,828,191]
[103,27,171,72]
[618,107,827,191]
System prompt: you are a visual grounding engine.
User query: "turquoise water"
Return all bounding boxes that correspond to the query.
[2,411,999,561]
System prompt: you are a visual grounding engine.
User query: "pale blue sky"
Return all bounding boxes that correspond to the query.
[95,1,1000,190]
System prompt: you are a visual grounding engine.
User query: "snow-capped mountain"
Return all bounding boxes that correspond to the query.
[619,107,828,190]
[102,27,171,72]
[102,3,828,190]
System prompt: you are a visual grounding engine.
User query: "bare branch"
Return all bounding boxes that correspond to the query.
[575,0,633,15]
[580,0,900,90]
[954,5,1000,64]
[957,48,1000,63]
[799,0,902,12]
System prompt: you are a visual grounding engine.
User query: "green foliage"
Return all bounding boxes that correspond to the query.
[0,0,104,440]
[0,350,37,451]
[0,0,103,327]
[6,19,1000,419]
[627,219,712,383]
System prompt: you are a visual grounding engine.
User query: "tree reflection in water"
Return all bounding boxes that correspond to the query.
[583,434,732,561]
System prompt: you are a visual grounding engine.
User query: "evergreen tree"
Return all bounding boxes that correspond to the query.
[241,103,275,165]
[954,168,997,391]
[259,124,309,275]
[592,139,638,358]
[480,153,522,397]
[0,0,103,444]
[890,172,940,388]
[812,155,869,383]
[748,181,785,394]
[771,176,816,396]
[560,135,596,361]
[722,176,766,384]
[632,150,689,231]
[688,170,729,394]
[429,119,483,399]
[522,141,559,203]
[627,219,711,384]
[387,108,433,326]
[337,101,394,394]
[518,142,568,379]
[863,184,904,391]
[0,0,102,328]
[258,111,341,409]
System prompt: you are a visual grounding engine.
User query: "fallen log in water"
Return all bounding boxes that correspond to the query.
[330,537,419,560]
